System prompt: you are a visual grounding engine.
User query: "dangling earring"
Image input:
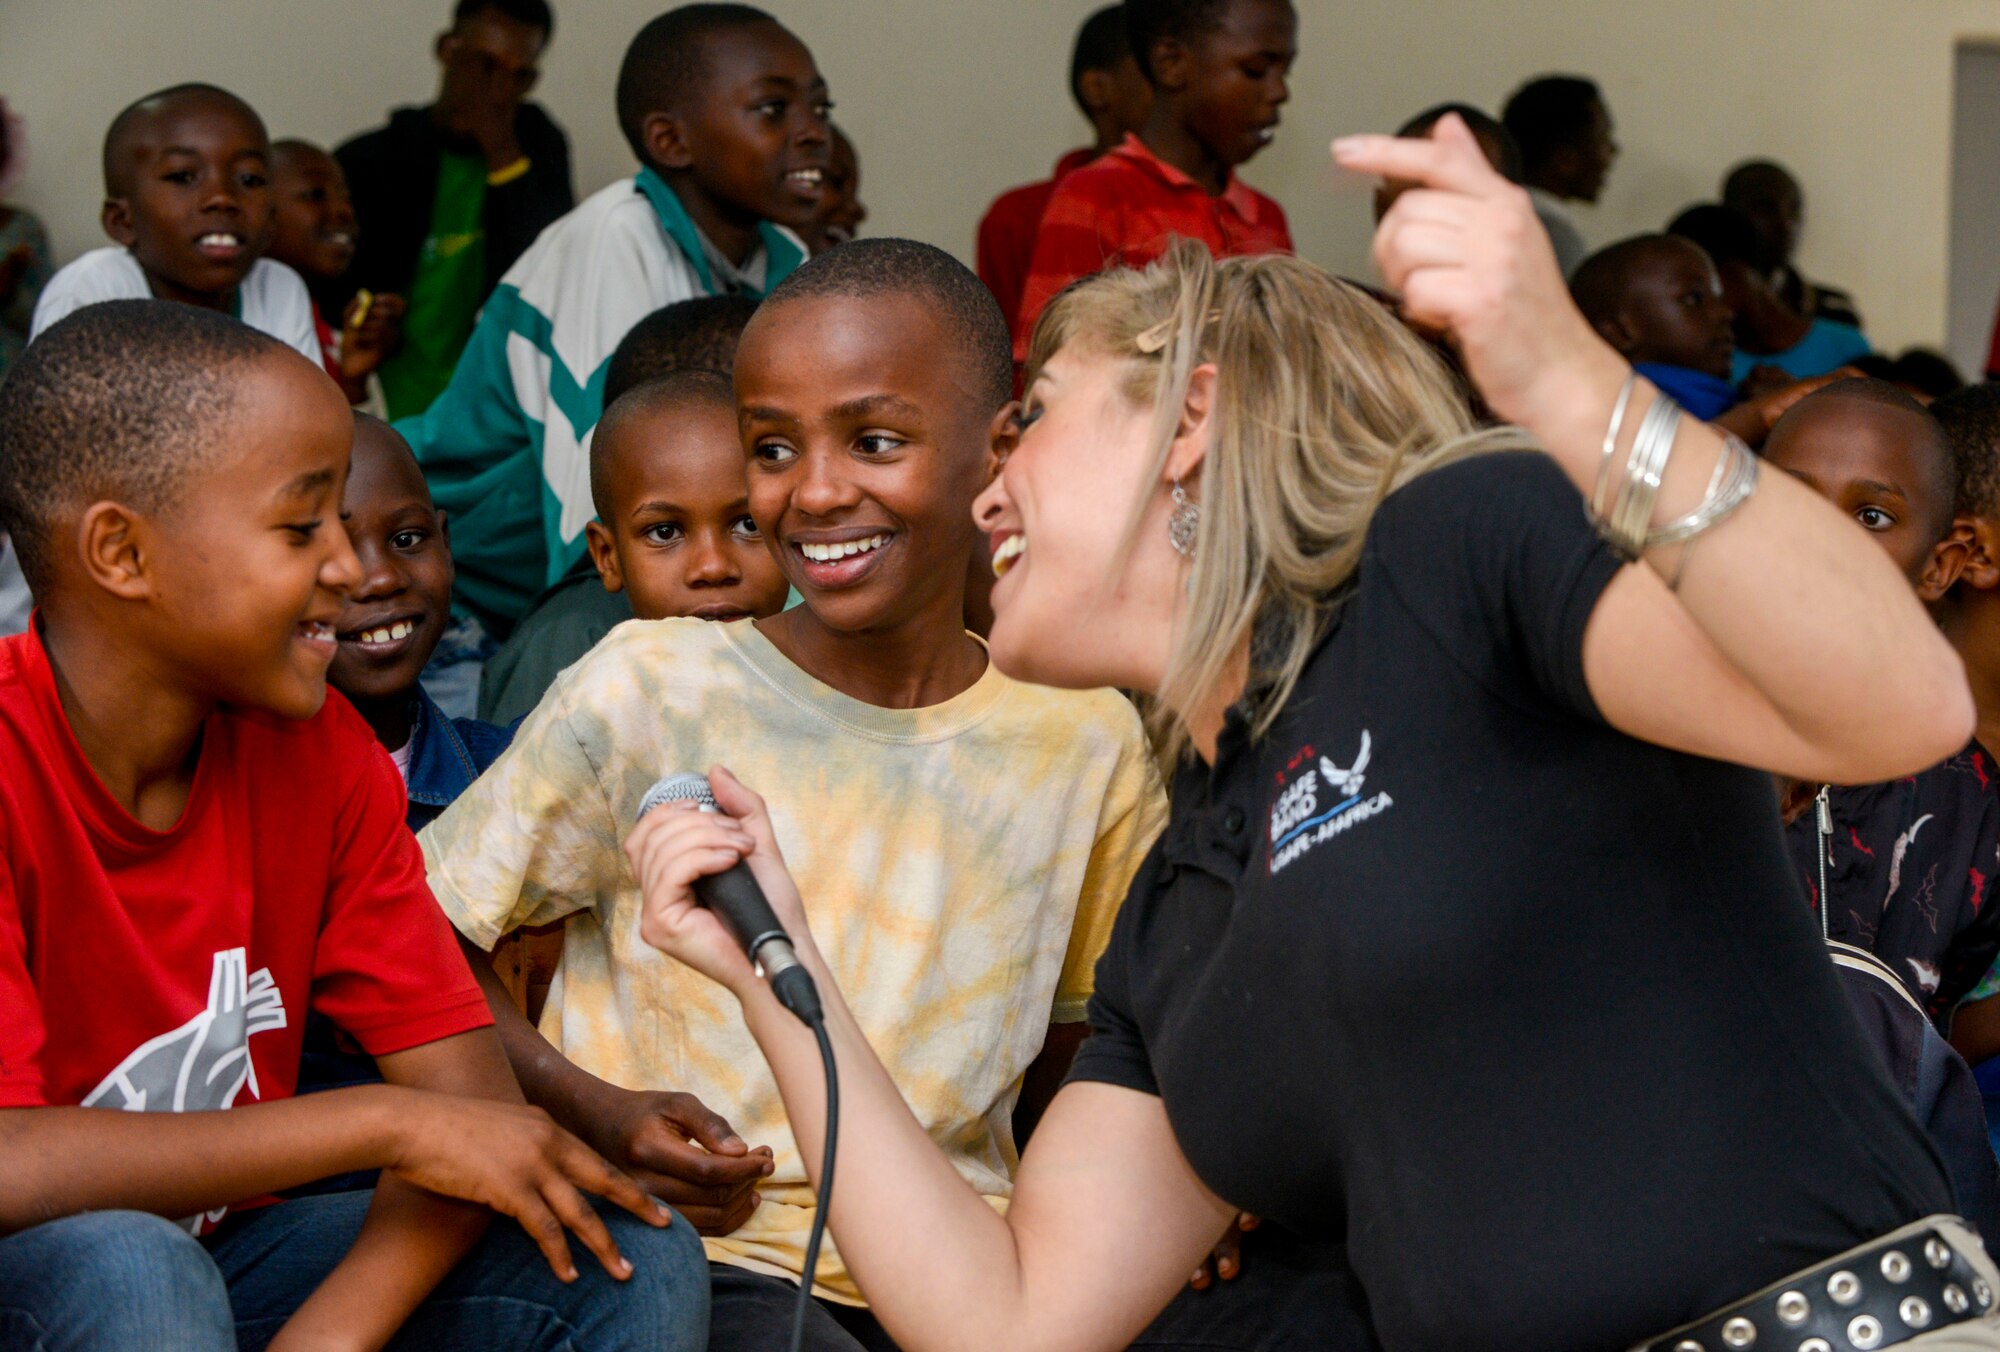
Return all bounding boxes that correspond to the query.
[1168,480,1199,557]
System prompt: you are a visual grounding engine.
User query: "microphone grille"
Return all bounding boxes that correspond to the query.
[637,772,716,820]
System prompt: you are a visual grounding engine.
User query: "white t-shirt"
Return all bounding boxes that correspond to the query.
[29,247,320,364]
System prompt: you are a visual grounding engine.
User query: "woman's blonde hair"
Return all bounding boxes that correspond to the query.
[1025,241,1526,766]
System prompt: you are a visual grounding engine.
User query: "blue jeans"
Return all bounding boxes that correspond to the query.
[0,1192,708,1351]
[0,1211,233,1352]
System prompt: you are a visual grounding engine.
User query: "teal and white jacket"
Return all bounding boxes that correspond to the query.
[397,169,806,629]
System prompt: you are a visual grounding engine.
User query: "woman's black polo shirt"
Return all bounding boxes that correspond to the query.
[1070,451,1952,1352]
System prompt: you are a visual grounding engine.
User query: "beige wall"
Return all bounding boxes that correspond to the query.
[5,0,2000,355]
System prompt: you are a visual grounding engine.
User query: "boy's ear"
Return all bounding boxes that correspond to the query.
[1163,363,1217,485]
[1592,311,1637,358]
[1920,521,1975,603]
[1146,37,1191,94]
[75,502,153,601]
[985,401,1022,486]
[1954,515,2000,592]
[101,197,136,248]
[584,519,624,594]
[1076,68,1113,119]
[642,110,695,173]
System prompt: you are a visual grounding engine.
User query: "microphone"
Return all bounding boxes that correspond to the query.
[636,773,824,1026]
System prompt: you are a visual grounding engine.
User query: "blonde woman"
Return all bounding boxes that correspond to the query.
[624,121,2000,1351]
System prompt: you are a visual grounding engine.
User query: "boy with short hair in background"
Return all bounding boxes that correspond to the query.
[477,291,762,724]
[1569,232,1839,446]
[421,239,1166,1352]
[977,3,1152,341]
[397,2,829,638]
[30,84,318,362]
[267,139,406,405]
[1014,0,1296,355]
[0,300,705,1350]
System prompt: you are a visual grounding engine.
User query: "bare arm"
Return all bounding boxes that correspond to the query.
[264,1030,514,1352]
[2,1028,672,1352]
[456,932,771,1233]
[1337,121,1972,784]
[0,1088,405,1233]
[627,774,1238,1352]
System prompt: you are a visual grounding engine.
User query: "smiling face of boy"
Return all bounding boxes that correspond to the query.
[327,417,453,721]
[654,20,833,245]
[128,351,361,719]
[102,88,273,310]
[268,141,356,286]
[733,291,998,644]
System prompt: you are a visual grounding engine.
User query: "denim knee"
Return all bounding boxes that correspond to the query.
[602,1208,711,1352]
[0,1211,233,1352]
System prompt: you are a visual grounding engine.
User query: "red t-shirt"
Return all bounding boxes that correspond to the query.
[977,147,1097,347]
[0,627,491,1206]
[1015,134,1293,361]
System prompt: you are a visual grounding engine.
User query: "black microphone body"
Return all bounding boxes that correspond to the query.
[636,773,824,1025]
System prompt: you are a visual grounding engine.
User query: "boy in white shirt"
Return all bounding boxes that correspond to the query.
[30,84,317,362]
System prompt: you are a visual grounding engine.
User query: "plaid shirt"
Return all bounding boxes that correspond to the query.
[978,147,1097,347]
[1014,134,1292,360]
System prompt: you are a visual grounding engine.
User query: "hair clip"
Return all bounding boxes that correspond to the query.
[1135,318,1175,354]
[1135,309,1224,355]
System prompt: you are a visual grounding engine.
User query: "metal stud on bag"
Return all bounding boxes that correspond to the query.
[1775,1291,1810,1326]
[1719,1315,1756,1347]
[1167,481,1199,557]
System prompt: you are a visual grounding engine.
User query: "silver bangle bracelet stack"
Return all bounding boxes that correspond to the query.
[1588,373,1760,566]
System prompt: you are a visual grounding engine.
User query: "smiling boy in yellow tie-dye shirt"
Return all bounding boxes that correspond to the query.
[420,240,1165,1352]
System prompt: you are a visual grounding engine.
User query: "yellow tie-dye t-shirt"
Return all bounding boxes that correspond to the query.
[420,617,1166,1302]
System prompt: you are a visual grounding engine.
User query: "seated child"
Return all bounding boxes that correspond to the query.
[291,413,516,1168]
[267,139,406,405]
[580,369,790,626]
[398,4,829,634]
[802,125,866,255]
[331,414,511,827]
[1768,381,1999,1012]
[1571,234,1738,418]
[1014,0,1297,356]
[977,2,1152,340]
[1571,233,1846,446]
[478,291,762,723]
[1766,377,2000,1243]
[29,84,318,363]
[1669,202,1870,383]
[0,300,703,1350]
[420,240,1168,1352]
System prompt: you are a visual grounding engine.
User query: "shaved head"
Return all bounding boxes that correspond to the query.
[102,83,265,196]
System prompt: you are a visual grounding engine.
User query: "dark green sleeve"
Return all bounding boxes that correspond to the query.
[477,578,632,724]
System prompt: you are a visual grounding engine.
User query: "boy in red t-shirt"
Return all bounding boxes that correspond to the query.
[976,3,1152,344]
[1013,0,1297,357]
[0,301,706,1351]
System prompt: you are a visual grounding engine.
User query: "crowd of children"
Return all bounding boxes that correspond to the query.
[9,0,2000,1347]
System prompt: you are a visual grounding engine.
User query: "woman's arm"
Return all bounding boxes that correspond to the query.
[1336,121,1972,784]
[626,773,1238,1352]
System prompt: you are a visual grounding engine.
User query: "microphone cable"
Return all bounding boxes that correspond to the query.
[792,1012,839,1352]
